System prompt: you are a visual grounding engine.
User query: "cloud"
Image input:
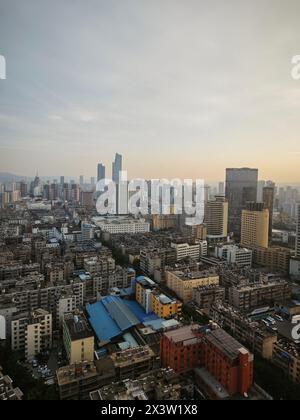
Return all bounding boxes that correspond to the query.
[48,114,63,121]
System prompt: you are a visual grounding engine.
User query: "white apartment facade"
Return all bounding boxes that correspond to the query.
[11,309,52,360]
[93,216,150,234]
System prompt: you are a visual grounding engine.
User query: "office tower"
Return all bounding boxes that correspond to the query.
[257,180,266,202]
[19,181,27,198]
[204,185,211,203]
[225,168,258,238]
[60,176,65,185]
[205,196,228,239]
[90,177,95,186]
[263,186,275,243]
[80,191,94,207]
[97,163,106,182]
[218,182,225,196]
[43,183,50,200]
[112,153,122,184]
[241,202,269,248]
[79,175,84,186]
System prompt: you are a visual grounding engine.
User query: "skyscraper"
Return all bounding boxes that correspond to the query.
[225,168,258,238]
[112,153,122,184]
[205,196,228,239]
[79,175,84,186]
[218,182,225,196]
[241,202,269,248]
[257,180,266,202]
[97,164,106,182]
[263,186,275,243]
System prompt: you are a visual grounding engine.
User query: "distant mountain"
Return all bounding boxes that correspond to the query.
[0,173,78,183]
[0,172,30,183]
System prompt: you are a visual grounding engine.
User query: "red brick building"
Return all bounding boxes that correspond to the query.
[160,325,253,398]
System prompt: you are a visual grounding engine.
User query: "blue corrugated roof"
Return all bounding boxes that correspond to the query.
[86,297,141,342]
[102,296,140,331]
[87,297,163,342]
[122,300,159,323]
[86,301,121,342]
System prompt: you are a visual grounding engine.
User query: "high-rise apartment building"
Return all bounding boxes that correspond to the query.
[11,309,52,360]
[80,191,94,207]
[97,164,106,182]
[226,168,258,238]
[63,313,94,365]
[241,203,269,249]
[112,153,122,184]
[205,196,228,239]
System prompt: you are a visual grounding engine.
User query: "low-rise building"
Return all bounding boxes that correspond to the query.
[90,368,194,401]
[0,367,23,400]
[192,285,225,315]
[251,246,291,274]
[171,240,207,261]
[93,216,150,235]
[56,362,100,400]
[215,245,253,268]
[210,303,277,360]
[110,346,156,380]
[135,276,182,318]
[273,339,300,383]
[165,268,219,303]
[229,279,291,312]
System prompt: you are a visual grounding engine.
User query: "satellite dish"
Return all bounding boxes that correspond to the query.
[0,315,6,340]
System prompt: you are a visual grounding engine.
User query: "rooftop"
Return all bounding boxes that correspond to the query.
[163,325,201,346]
[64,313,93,341]
[168,269,218,281]
[56,362,97,387]
[204,329,249,361]
[86,297,157,343]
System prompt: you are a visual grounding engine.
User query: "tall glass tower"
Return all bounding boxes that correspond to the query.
[225,168,258,238]
[112,153,122,184]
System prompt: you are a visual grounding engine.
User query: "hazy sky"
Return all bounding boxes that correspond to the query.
[1,0,300,182]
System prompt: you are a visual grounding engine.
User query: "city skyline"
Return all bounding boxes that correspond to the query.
[1,0,300,182]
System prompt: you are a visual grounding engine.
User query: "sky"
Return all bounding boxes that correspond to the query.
[0,0,300,182]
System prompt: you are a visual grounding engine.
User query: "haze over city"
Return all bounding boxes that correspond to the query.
[1,0,300,182]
